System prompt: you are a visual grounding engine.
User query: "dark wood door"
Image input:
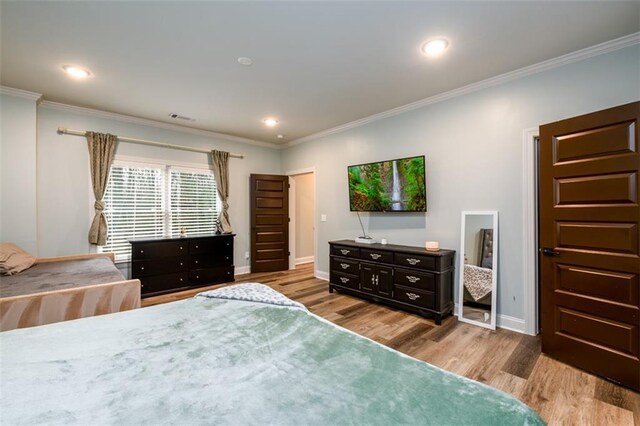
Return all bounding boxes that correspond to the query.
[539,101,639,391]
[250,174,289,272]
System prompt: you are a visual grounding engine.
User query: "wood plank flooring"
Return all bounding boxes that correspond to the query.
[144,263,640,426]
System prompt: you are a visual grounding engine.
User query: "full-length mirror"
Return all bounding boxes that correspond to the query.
[458,211,498,329]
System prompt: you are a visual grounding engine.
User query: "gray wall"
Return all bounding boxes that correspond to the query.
[36,105,282,272]
[281,46,640,321]
[293,173,315,260]
[0,93,38,254]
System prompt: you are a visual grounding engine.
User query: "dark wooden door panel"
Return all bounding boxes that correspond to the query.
[556,264,638,305]
[555,172,637,205]
[250,174,289,273]
[539,101,640,391]
[553,120,636,163]
[556,222,638,254]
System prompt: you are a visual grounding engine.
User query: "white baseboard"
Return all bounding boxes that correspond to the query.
[315,270,329,281]
[454,304,526,334]
[295,256,315,265]
[496,314,526,333]
[235,266,251,276]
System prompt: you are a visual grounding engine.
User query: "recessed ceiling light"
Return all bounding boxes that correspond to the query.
[62,65,91,79]
[263,118,279,127]
[421,38,449,57]
[238,57,253,66]
[276,134,285,139]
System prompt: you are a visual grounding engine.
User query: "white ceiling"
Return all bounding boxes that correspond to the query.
[2,1,639,145]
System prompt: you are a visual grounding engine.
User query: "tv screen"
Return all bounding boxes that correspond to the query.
[348,155,426,212]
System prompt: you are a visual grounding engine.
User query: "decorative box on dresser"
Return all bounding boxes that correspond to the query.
[329,240,455,324]
[130,234,235,298]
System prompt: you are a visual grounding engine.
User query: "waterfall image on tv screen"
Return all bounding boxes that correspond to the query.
[348,155,426,212]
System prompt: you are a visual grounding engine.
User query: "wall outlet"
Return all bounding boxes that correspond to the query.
[321,214,327,222]
[245,251,250,260]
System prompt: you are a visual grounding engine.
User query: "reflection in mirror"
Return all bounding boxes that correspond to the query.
[458,211,498,330]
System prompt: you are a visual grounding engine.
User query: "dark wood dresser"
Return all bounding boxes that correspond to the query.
[130,234,235,298]
[329,240,455,324]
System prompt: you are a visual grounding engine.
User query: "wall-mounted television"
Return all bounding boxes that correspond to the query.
[348,155,426,212]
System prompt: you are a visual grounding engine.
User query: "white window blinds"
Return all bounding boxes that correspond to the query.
[169,168,218,237]
[98,161,219,261]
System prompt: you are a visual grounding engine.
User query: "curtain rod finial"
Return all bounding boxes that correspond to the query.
[57,127,65,135]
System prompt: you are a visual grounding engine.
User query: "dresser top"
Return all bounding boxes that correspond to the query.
[129,233,235,243]
[329,239,455,257]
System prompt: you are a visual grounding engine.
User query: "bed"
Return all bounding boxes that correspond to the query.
[0,283,544,425]
[464,228,493,306]
[0,253,141,331]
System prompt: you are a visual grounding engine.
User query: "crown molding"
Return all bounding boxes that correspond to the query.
[0,86,43,102]
[285,32,640,147]
[39,100,281,150]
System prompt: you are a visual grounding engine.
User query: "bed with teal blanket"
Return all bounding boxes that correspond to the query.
[1,283,544,425]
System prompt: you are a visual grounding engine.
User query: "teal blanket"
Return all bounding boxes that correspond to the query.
[1,284,544,425]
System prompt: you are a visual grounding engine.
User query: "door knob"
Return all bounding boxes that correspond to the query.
[541,247,560,256]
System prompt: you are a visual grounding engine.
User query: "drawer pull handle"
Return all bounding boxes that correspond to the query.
[180,262,183,266]
[196,276,200,279]
[141,284,144,288]
[340,277,350,283]
[179,278,183,282]
[407,276,420,283]
[370,254,381,260]
[340,263,350,269]
[195,245,199,249]
[406,292,420,300]
[141,267,145,270]
[406,258,421,265]
[180,246,184,250]
[140,250,144,254]
[340,249,350,255]
[375,275,379,286]
[195,260,199,264]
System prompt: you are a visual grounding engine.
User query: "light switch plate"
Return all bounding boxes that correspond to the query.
[321,214,327,222]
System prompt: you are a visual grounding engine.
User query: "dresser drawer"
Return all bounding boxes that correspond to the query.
[190,253,232,269]
[190,237,233,255]
[140,272,189,295]
[132,256,188,278]
[394,285,435,310]
[189,266,234,285]
[330,271,360,290]
[394,268,436,292]
[331,257,359,276]
[394,253,436,271]
[132,241,188,260]
[331,245,360,259]
[361,249,393,263]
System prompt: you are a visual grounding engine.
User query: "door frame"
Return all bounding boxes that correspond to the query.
[522,127,540,336]
[285,167,317,273]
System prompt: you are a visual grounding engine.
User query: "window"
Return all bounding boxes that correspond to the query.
[98,160,219,261]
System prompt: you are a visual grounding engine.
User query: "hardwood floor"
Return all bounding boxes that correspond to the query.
[144,263,640,426]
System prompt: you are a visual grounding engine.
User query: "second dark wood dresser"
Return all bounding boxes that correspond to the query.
[130,234,235,298]
[329,240,455,324]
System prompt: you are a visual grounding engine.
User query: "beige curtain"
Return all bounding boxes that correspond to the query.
[211,150,232,233]
[86,132,118,245]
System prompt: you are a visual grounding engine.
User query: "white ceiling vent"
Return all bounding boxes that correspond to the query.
[168,113,195,122]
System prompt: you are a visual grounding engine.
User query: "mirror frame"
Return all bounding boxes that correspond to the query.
[458,210,498,330]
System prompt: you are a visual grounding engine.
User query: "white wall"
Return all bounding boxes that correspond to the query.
[281,45,640,321]
[0,92,38,254]
[293,173,314,261]
[36,105,281,272]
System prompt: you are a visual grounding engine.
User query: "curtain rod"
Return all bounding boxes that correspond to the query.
[57,127,244,159]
